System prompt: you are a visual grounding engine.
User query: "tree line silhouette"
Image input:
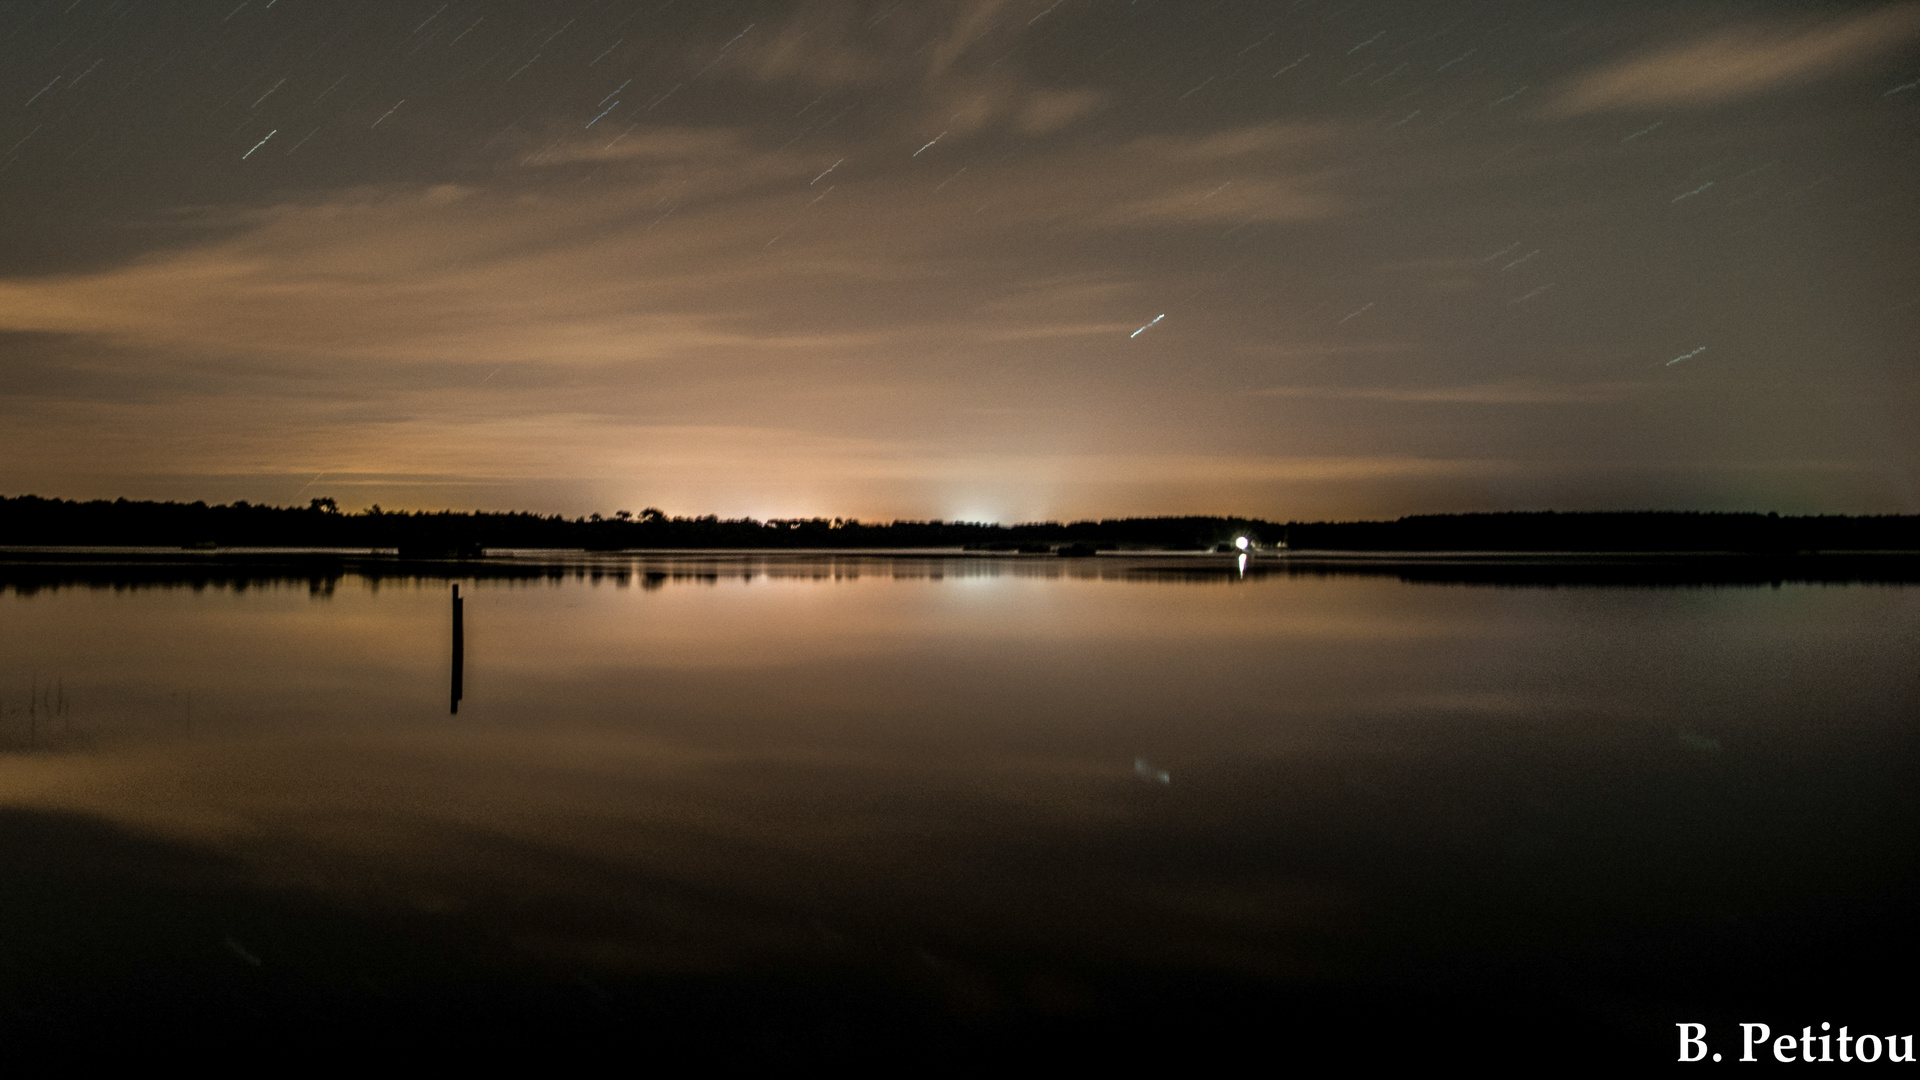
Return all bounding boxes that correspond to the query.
[1,495,1915,553]
[1284,510,1920,553]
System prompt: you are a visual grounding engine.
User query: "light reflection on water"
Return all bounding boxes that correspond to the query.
[0,554,1914,1049]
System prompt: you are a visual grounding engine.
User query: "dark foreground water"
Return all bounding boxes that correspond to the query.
[1,552,1914,1067]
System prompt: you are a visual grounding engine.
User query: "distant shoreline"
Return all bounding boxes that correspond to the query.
[4,495,1918,555]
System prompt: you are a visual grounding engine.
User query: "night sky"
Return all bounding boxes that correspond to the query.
[3,0,1917,522]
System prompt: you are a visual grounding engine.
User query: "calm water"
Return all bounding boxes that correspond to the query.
[2,553,1915,1063]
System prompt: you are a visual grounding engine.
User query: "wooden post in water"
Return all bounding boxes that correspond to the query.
[450,583,464,714]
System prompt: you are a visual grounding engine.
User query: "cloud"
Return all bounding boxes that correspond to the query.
[1140,123,1337,160]
[1541,5,1920,116]
[925,0,1014,82]
[0,172,917,369]
[1062,124,1343,225]
[1014,88,1108,134]
[1246,382,1643,405]
[1041,454,1519,484]
[1097,177,1340,226]
[725,1,1106,140]
[0,108,1354,373]
[0,372,1524,520]
[978,322,1133,342]
[737,0,1017,89]
[519,126,758,167]
[736,2,877,88]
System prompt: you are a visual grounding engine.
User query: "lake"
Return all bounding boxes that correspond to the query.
[1,551,1914,1066]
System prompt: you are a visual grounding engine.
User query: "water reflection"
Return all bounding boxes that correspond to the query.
[450,583,463,715]
[0,553,1913,1058]
[5,547,1918,596]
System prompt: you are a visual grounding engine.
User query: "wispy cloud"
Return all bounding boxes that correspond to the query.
[519,125,762,167]
[1137,123,1338,160]
[1012,88,1108,134]
[0,179,908,367]
[1246,382,1643,405]
[0,111,1352,370]
[726,0,1106,139]
[738,0,1017,88]
[1540,5,1920,116]
[1097,176,1341,226]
